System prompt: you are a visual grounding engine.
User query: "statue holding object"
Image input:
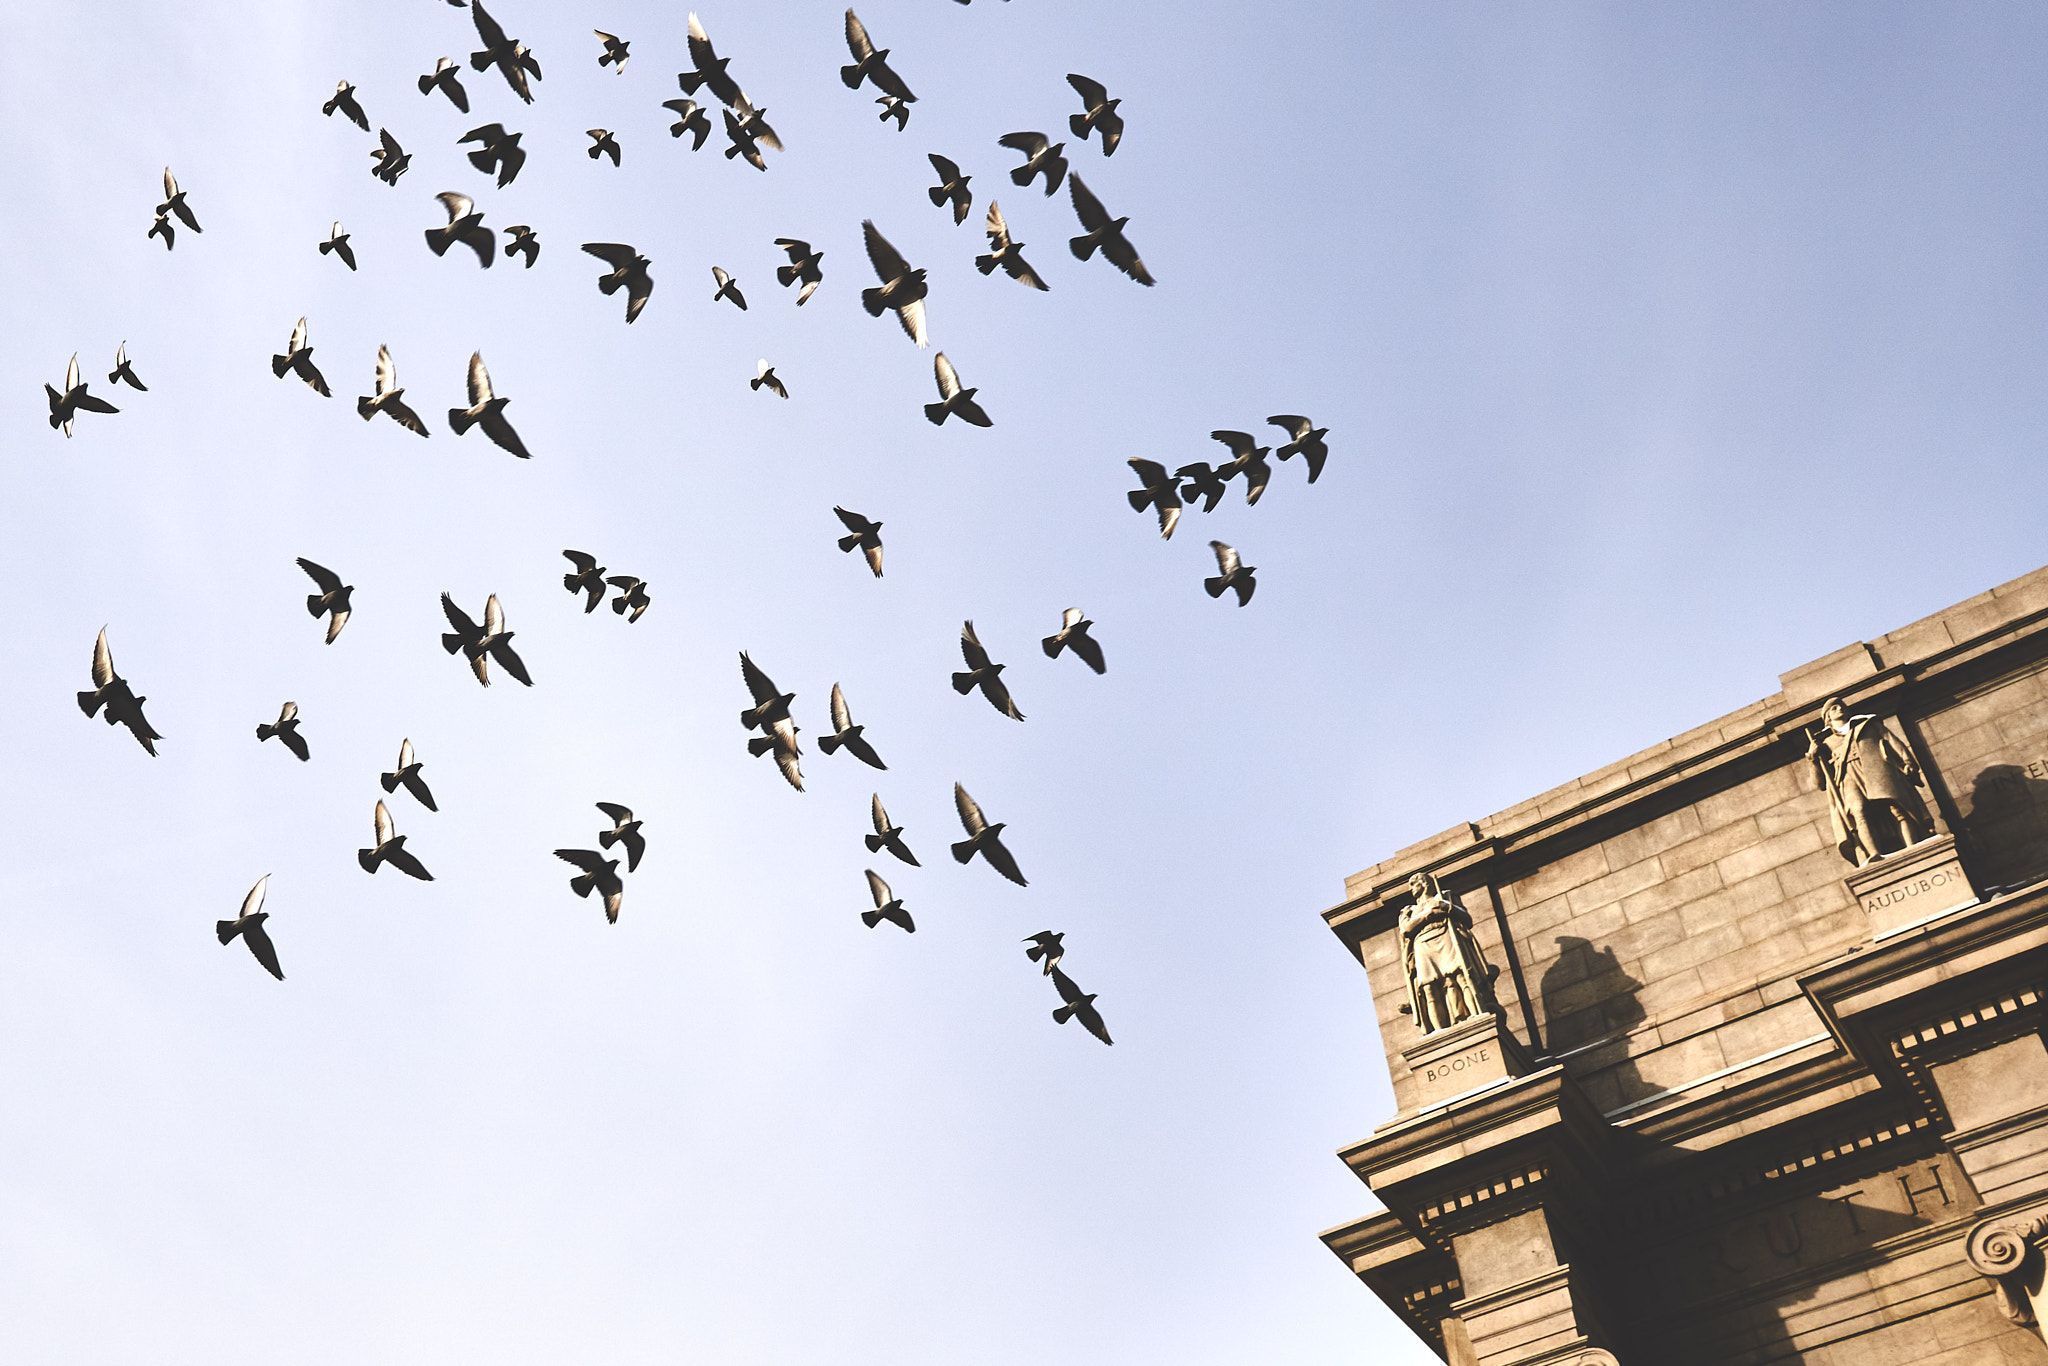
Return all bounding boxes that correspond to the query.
[1399,872,1501,1034]
[1804,696,1933,867]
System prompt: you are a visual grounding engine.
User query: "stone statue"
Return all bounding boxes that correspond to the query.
[1803,696,1932,867]
[1399,872,1500,1034]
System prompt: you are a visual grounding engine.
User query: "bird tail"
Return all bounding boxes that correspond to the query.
[1053,1003,1077,1024]
[676,71,706,94]
[949,672,977,695]
[861,909,883,928]
[379,771,400,794]
[1204,576,1227,598]
[1069,113,1090,139]
[417,74,435,95]
[746,736,778,757]
[1010,166,1033,187]
[356,396,377,421]
[357,848,380,874]
[926,186,949,208]
[923,402,949,426]
[216,919,240,945]
[611,597,630,615]
[748,376,763,391]
[441,633,466,655]
[973,253,998,276]
[318,239,334,256]
[1026,944,1045,961]
[1041,635,1064,659]
[863,833,885,853]
[1069,234,1098,261]
[270,353,292,378]
[305,593,328,618]
[569,874,595,899]
[448,408,475,435]
[424,230,451,257]
[598,275,622,295]
[950,839,976,865]
[837,532,865,552]
[598,829,618,849]
[77,689,104,718]
[839,63,864,90]
[1126,490,1153,513]
[776,264,799,286]
[819,734,843,755]
[859,287,887,317]
[256,723,277,741]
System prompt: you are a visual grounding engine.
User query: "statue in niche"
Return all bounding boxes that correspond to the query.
[1803,696,1933,867]
[1399,872,1500,1034]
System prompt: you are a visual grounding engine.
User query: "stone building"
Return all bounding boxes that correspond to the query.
[1321,565,2048,1365]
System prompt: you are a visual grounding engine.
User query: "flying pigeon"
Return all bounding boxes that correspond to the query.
[723,107,767,169]
[440,593,531,686]
[157,168,202,232]
[562,550,608,612]
[711,266,747,310]
[663,98,712,148]
[468,0,542,104]
[296,557,353,643]
[861,221,927,346]
[324,80,370,130]
[951,783,1026,886]
[739,652,803,792]
[320,221,357,270]
[925,353,991,427]
[606,576,651,623]
[1041,609,1105,674]
[448,352,530,459]
[1069,175,1154,285]
[271,318,331,397]
[418,56,471,112]
[751,360,789,398]
[953,621,1024,721]
[357,346,429,435]
[503,224,540,267]
[926,154,972,224]
[1066,74,1124,156]
[998,132,1066,196]
[359,800,434,880]
[586,128,622,166]
[876,94,910,131]
[679,13,746,108]
[77,628,161,755]
[460,123,526,187]
[1269,415,1331,483]
[1173,460,1229,513]
[1023,930,1064,974]
[865,793,918,867]
[974,201,1048,290]
[1050,965,1113,1045]
[582,242,654,322]
[370,128,412,185]
[596,802,645,871]
[425,192,494,267]
[555,849,624,923]
[861,869,913,933]
[773,238,823,304]
[256,701,309,762]
[1125,459,1182,539]
[1205,541,1256,606]
[842,11,916,103]
[380,738,438,811]
[1210,430,1272,505]
[832,506,883,577]
[217,875,284,980]
[595,30,630,71]
[45,355,118,437]
[147,210,175,250]
[732,95,782,152]
[819,682,887,770]
[108,343,146,391]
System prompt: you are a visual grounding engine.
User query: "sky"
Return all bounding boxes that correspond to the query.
[3,2,2048,1362]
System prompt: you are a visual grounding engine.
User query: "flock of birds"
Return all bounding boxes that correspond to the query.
[64,2,1337,1051]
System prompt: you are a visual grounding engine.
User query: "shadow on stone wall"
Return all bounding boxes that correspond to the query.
[1962,763,2048,892]
[1538,937,1648,1112]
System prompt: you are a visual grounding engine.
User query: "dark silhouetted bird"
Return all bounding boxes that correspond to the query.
[158,168,201,233]
[503,224,539,267]
[832,506,883,577]
[774,238,823,304]
[663,98,712,148]
[296,557,353,643]
[596,802,645,871]
[1066,74,1124,156]
[586,128,622,166]
[108,343,146,391]
[460,123,526,187]
[876,95,909,131]
[1210,430,1272,505]
[425,192,494,267]
[1023,930,1064,974]
[998,132,1066,196]
[1268,414,1330,483]
[1205,541,1256,606]
[723,107,767,169]
[448,352,530,459]
[711,266,746,309]
[1174,460,1229,513]
[926,154,972,224]
[739,652,803,792]
[820,683,887,770]
[606,576,650,623]
[953,621,1024,721]
[925,352,991,427]
[752,359,788,398]
[358,346,429,436]
[272,318,331,397]
[842,10,915,103]
[441,592,531,686]
[218,875,284,980]
[469,0,541,104]
[866,793,918,866]
[680,13,746,108]
[324,80,370,130]
[370,129,411,185]
[380,738,438,811]
[861,221,928,346]
[555,849,624,923]
[1125,459,1182,539]
[77,628,161,755]
[418,57,471,112]
[1069,175,1153,285]
[1050,965,1112,1044]
[862,869,913,932]
[1041,608,1105,674]
[256,701,309,762]
[974,201,1048,290]
[46,355,118,437]
[951,783,1026,886]
[595,30,630,72]
[320,221,357,270]
[583,242,653,322]
[733,95,782,152]
[562,550,608,612]
[148,210,175,250]
[360,800,434,880]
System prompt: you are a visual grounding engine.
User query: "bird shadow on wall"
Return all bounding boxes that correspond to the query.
[1537,936,1648,1114]
[1961,764,2048,893]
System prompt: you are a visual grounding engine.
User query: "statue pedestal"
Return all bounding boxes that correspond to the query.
[1847,833,1978,939]
[1401,1012,1529,1111]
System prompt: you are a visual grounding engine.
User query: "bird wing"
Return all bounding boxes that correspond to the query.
[460,122,505,147]
[483,593,504,636]
[385,397,430,436]
[870,793,893,834]
[277,701,299,725]
[686,13,717,70]
[441,592,481,638]
[739,651,779,707]
[1069,174,1111,232]
[862,220,911,282]
[374,344,398,396]
[398,738,416,769]
[378,127,405,160]
[297,556,342,594]
[90,628,115,687]
[1050,965,1085,1006]
[776,238,812,261]
[582,241,638,268]
[242,920,285,980]
[1268,414,1312,440]
[829,681,853,733]
[981,833,1028,886]
[374,800,395,846]
[467,351,492,406]
[280,727,310,762]
[959,620,991,670]
[437,191,474,224]
[491,639,532,687]
[1102,230,1154,286]
[735,95,781,150]
[596,801,633,824]
[999,131,1048,157]
[1211,430,1258,460]
[983,199,1011,246]
[933,352,962,399]
[1127,457,1170,489]
[162,166,178,200]
[563,549,598,575]
[928,152,961,183]
[239,874,270,920]
[983,673,1023,721]
[1211,540,1240,574]
[831,504,867,535]
[863,870,898,912]
[1067,73,1108,108]
[846,9,880,61]
[953,782,985,836]
[1071,631,1107,674]
[899,298,927,347]
[480,410,530,459]
[470,0,509,49]
[288,317,308,355]
[555,847,607,875]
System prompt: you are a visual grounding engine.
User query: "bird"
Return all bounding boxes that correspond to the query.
[359,800,434,880]
[679,13,746,108]
[1069,175,1154,285]
[974,201,1048,290]
[45,355,118,437]
[1066,74,1124,156]
[606,576,651,623]
[357,346,429,436]
[1041,609,1106,674]
[319,221,357,270]
[926,154,972,224]
[751,360,788,399]
[832,506,883,577]
[711,266,747,310]
[417,56,471,112]
[1205,541,1257,606]
[424,192,494,267]
[370,128,412,185]
[663,98,712,148]
[925,353,992,427]
[503,224,539,268]
[953,621,1024,721]
[1269,415,1331,483]
[819,682,887,770]
[865,794,919,867]
[157,168,202,233]
[324,80,370,130]
[876,95,910,131]
[380,738,438,812]
[951,784,1026,886]
[256,701,309,762]
[773,238,823,304]
[459,123,526,187]
[1173,460,1230,513]
[1050,965,1113,1045]
[1023,931,1064,974]
[1210,430,1273,505]
[596,802,645,871]
[861,221,928,346]
[77,628,161,756]
[723,108,767,170]
[217,876,284,980]
[595,29,630,72]
[998,132,1067,196]
[586,128,622,166]
[296,557,353,643]
[732,95,783,152]
[448,352,530,459]
[271,318,331,397]
[562,550,608,612]
[555,849,624,923]
[1125,459,1182,539]
[440,593,532,686]
[739,652,803,792]
[582,243,654,323]
[147,210,175,250]
[468,0,542,104]
[108,343,146,391]
[861,869,914,933]
[842,11,916,103]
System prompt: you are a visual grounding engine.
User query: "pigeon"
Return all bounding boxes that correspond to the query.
[217,876,284,980]
[1173,460,1230,513]
[1041,609,1105,674]
[861,221,928,346]
[324,80,370,130]
[711,266,747,310]
[417,57,471,112]
[953,621,1024,721]
[595,29,630,71]
[380,738,438,812]
[583,243,654,322]
[1068,175,1154,285]
[876,95,910,131]
[157,168,202,233]
[147,210,175,250]
[503,224,540,268]
[926,154,972,224]
[1023,930,1064,974]
[974,201,1048,290]
[751,360,789,398]
[460,123,526,187]
[587,128,622,166]
[271,318,331,397]
[1066,74,1124,156]
[77,628,162,756]
[739,652,803,792]
[842,11,916,103]
[45,355,118,437]
[296,557,353,643]
[359,800,434,880]
[596,802,645,871]
[370,129,412,185]
[998,132,1067,196]
[562,550,608,612]
[320,221,357,270]
[951,783,1026,886]
[448,352,530,459]
[440,593,532,686]
[663,98,712,148]
[468,0,542,103]
[1050,965,1112,1045]
[773,238,823,304]
[861,869,913,933]
[679,13,746,108]
[1125,459,1182,539]
[723,108,767,170]
[256,701,309,762]
[606,576,651,623]
[1205,541,1256,606]
[425,192,494,267]
[357,346,429,436]
[925,353,991,427]
[865,793,919,867]
[108,343,146,391]
[732,95,783,151]
[819,682,887,770]
[1269,415,1331,483]
[832,506,883,577]
[555,849,624,923]
[1210,430,1272,505]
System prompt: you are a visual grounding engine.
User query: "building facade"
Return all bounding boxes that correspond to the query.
[1322,565,2048,1365]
